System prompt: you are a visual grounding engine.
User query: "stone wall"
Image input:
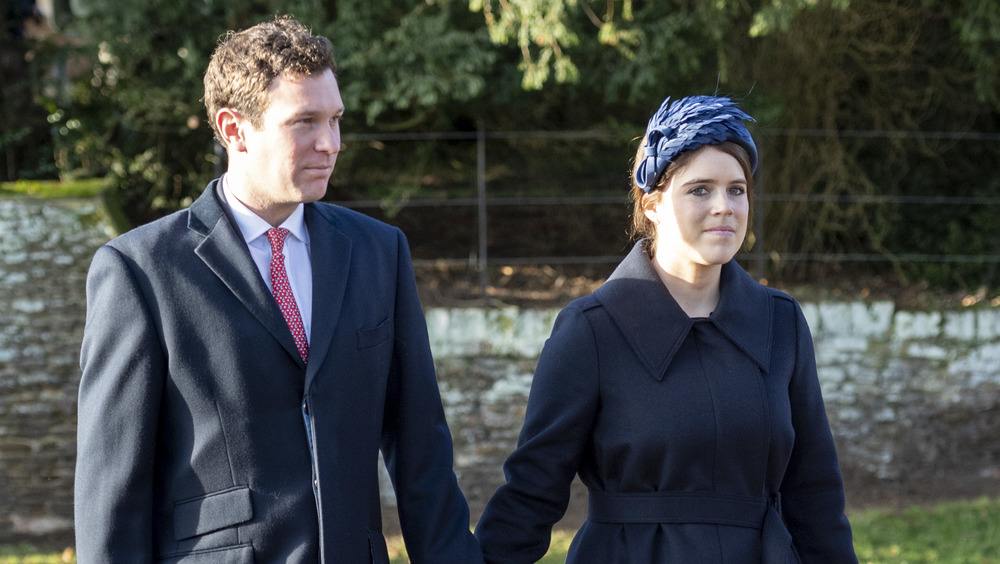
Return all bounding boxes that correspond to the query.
[2,197,999,543]
[802,303,1000,482]
[0,197,111,542]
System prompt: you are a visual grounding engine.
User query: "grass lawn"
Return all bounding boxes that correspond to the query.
[3,497,998,563]
[850,496,1000,562]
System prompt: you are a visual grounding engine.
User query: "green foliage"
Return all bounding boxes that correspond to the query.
[475,0,582,90]
[948,0,1000,109]
[42,0,498,225]
[465,0,1000,290]
[741,0,1000,287]
[330,1,497,126]
[469,0,744,96]
[749,0,850,37]
[49,0,253,223]
[0,34,56,181]
[24,0,1000,291]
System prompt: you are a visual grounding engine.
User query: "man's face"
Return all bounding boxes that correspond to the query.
[236,68,343,223]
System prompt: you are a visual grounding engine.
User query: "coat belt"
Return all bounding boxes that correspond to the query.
[588,490,771,527]
[587,490,800,564]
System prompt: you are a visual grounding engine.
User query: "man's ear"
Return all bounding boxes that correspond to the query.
[216,108,248,153]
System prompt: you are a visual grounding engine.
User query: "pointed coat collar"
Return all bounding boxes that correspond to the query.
[594,241,773,380]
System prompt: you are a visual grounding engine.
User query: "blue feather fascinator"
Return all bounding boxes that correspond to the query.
[634,95,757,193]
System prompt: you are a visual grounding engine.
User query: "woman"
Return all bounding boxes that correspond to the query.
[474,95,857,563]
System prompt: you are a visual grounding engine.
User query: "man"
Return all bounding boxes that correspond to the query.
[75,16,483,563]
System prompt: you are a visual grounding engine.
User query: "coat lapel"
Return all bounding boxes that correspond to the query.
[711,261,773,372]
[595,242,692,381]
[188,180,305,367]
[595,240,773,380]
[302,203,352,391]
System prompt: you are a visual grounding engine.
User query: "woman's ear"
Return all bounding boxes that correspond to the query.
[642,191,661,225]
[215,108,247,153]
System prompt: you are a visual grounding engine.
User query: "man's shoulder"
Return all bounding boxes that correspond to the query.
[107,178,227,250]
[106,208,191,250]
[309,201,400,238]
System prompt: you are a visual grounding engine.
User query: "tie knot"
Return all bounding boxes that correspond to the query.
[267,227,289,252]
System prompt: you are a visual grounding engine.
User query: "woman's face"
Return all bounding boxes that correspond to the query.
[644,145,749,274]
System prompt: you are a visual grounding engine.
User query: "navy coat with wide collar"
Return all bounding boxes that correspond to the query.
[76,180,482,563]
[476,241,857,563]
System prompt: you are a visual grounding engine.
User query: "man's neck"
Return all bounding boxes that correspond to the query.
[224,171,298,227]
[222,174,304,232]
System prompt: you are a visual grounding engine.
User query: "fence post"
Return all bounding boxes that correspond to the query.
[477,129,489,302]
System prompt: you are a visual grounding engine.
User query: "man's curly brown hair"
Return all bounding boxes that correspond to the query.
[203,15,337,146]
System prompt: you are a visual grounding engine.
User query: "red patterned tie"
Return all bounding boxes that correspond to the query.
[267,228,309,364]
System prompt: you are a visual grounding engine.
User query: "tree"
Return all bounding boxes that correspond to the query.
[744,0,1000,286]
[49,0,291,221]
[38,0,1000,290]
[1,0,52,180]
[46,0,497,224]
[469,0,1000,287]
[320,1,497,128]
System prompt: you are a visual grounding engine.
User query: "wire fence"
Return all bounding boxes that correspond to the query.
[333,128,1000,298]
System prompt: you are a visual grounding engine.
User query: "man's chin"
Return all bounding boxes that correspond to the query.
[297,180,331,202]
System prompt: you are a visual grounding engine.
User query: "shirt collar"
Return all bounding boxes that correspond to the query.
[221,174,309,245]
[594,240,772,380]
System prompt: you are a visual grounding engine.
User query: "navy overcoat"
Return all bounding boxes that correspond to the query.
[476,241,857,563]
[75,180,482,563]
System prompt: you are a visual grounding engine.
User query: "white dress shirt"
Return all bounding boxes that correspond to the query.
[222,176,313,344]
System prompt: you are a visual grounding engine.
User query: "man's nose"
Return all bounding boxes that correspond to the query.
[317,123,340,153]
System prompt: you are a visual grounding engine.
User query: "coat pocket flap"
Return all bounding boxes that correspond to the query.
[158,544,254,564]
[356,319,392,349]
[174,486,253,540]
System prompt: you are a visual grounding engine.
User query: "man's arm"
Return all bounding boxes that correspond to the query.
[379,229,484,564]
[76,244,166,563]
